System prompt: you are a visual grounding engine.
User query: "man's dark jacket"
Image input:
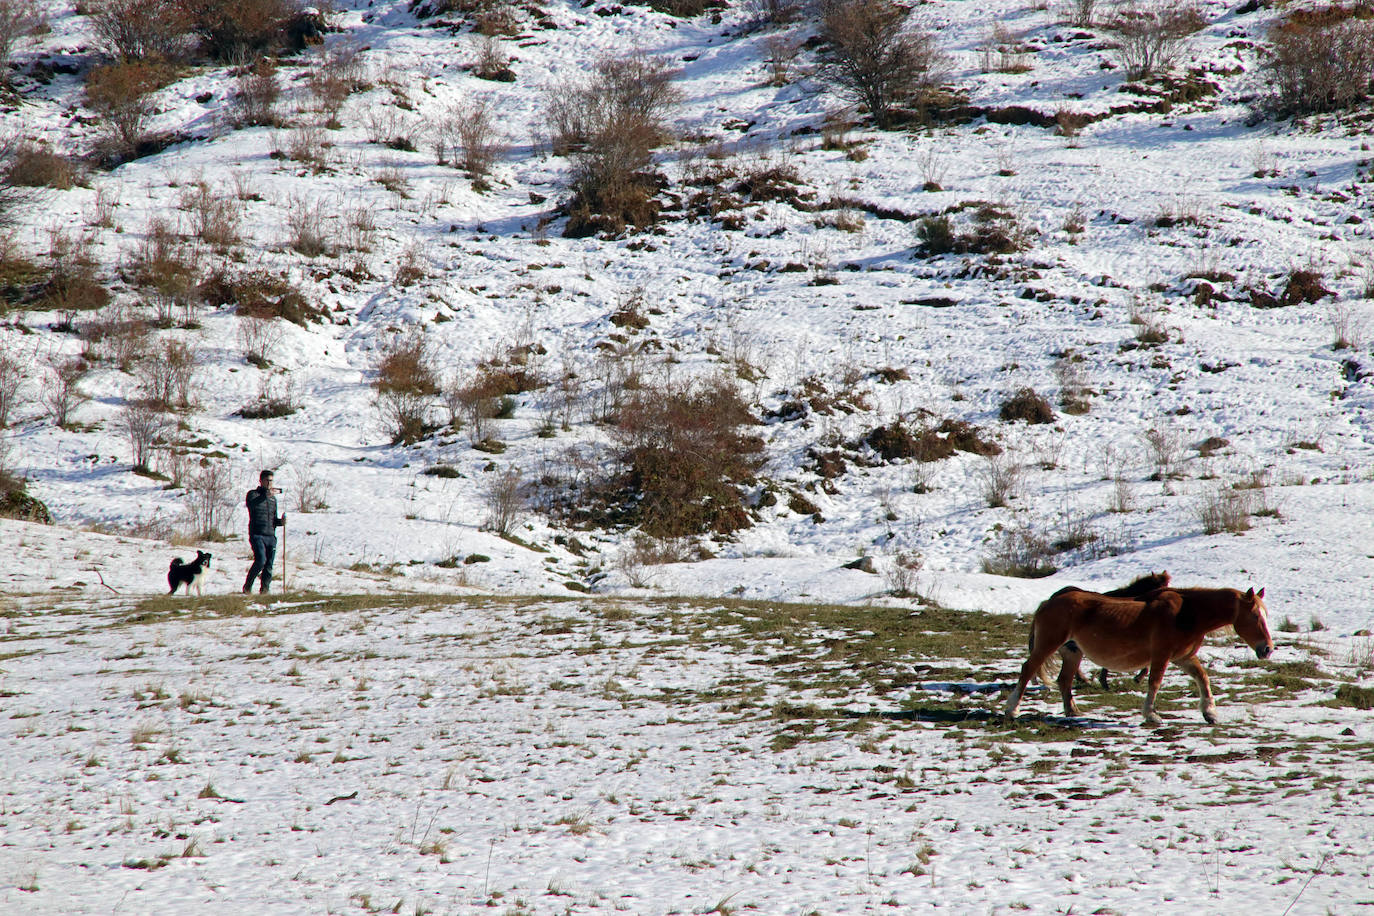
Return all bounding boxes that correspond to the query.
[246,487,281,538]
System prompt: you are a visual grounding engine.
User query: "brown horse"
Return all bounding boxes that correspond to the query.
[1005,586,1273,726]
[1050,571,1170,687]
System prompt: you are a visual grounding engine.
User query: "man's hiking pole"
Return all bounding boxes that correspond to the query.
[281,513,287,592]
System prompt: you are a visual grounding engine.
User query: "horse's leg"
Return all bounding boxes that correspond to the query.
[1097,668,1111,691]
[1005,627,1064,721]
[1057,642,1084,716]
[1175,655,1217,724]
[1141,655,1169,726]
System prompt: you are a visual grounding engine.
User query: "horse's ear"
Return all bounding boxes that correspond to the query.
[1256,587,1265,600]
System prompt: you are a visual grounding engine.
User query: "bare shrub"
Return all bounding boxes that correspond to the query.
[308,39,365,126]
[1065,0,1097,29]
[131,219,199,326]
[1265,10,1374,115]
[470,34,514,81]
[482,466,525,535]
[978,24,1032,74]
[283,195,333,257]
[1053,353,1090,414]
[979,452,1022,508]
[818,0,946,129]
[184,459,234,538]
[998,387,1055,424]
[237,373,297,418]
[87,0,189,61]
[1198,484,1252,535]
[0,137,41,228]
[85,59,170,162]
[341,200,377,252]
[0,0,43,77]
[1108,0,1204,80]
[762,31,802,86]
[373,330,441,444]
[180,181,242,249]
[42,357,91,428]
[80,302,150,368]
[4,141,81,190]
[883,547,923,597]
[981,526,1057,578]
[1141,423,1181,479]
[118,398,171,471]
[230,58,281,127]
[35,229,109,312]
[547,52,680,237]
[138,338,199,412]
[1329,300,1366,351]
[178,0,302,63]
[287,460,328,512]
[455,98,503,176]
[0,348,31,427]
[608,373,764,538]
[744,0,803,27]
[236,314,283,367]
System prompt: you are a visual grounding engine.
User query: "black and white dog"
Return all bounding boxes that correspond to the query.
[168,551,212,595]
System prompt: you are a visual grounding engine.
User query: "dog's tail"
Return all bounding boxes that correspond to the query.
[169,558,183,570]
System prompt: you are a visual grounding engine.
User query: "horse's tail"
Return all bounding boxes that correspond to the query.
[1027,601,1062,686]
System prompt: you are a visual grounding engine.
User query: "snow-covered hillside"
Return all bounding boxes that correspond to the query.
[3,0,1374,630]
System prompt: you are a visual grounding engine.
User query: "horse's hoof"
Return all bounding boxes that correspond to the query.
[1142,714,1163,727]
[1203,709,1218,725]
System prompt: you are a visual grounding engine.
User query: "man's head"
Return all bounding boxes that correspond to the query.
[259,470,274,488]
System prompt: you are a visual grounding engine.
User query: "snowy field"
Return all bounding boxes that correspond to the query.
[3,586,1374,915]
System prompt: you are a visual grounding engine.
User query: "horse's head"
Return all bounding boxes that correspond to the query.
[1235,587,1273,659]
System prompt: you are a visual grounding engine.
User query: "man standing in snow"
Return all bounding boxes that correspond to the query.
[244,469,285,594]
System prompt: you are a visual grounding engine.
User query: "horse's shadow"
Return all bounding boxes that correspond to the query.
[837,682,1118,729]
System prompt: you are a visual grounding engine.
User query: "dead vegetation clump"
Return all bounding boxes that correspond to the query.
[1264,5,1374,115]
[916,202,1032,257]
[817,0,947,129]
[999,387,1056,424]
[547,375,765,538]
[1249,267,1332,308]
[548,52,680,238]
[200,269,323,325]
[860,417,1000,463]
[373,330,441,445]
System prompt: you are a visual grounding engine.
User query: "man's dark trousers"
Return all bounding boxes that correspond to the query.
[245,534,276,593]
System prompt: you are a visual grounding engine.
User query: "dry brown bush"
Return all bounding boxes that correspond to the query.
[4,141,81,190]
[547,52,680,237]
[87,0,190,61]
[373,330,441,444]
[79,302,149,369]
[1265,8,1374,114]
[0,0,46,79]
[818,0,946,129]
[85,59,172,163]
[131,219,200,326]
[42,357,91,428]
[230,58,281,127]
[609,374,764,538]
[36,230,109,312]
[1107,0,1204,80]
[999,387,1055,424]
[201,269,322,325]
[177,0,302,62]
